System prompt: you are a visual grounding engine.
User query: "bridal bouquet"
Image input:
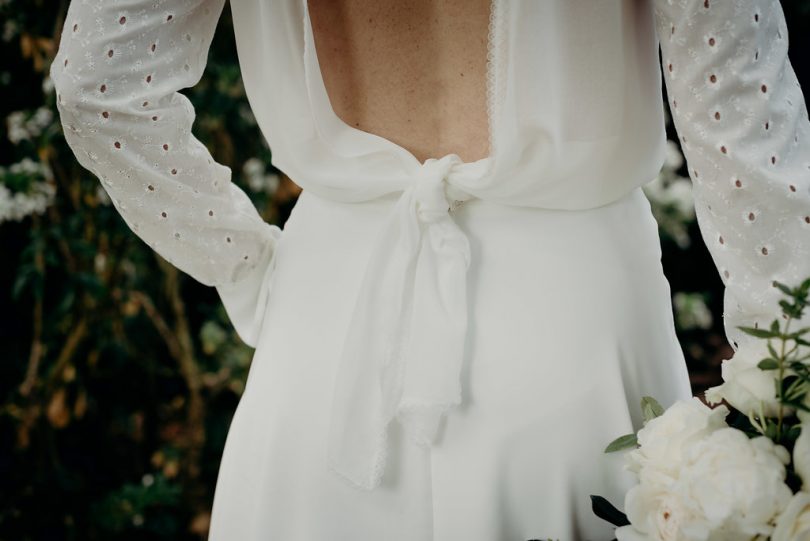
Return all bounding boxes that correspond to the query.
[591,278,810,540]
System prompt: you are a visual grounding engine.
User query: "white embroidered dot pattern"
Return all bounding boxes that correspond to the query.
[49,0,281,288]
[654,0,810,357]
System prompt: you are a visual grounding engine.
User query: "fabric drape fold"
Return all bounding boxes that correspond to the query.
[326,154,479,490]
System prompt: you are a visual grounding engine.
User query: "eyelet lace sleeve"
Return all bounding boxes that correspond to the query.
[653,1,810,366]
[49,0,281,289]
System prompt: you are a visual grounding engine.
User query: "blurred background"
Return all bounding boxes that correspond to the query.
[1,1,809,540]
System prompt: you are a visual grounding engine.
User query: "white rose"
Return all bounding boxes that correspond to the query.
[703,342,790,418]
[626,396,729,481]
[773,491,810,541]
[678,429,792,538]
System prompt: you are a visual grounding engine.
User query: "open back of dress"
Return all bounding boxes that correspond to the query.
[306,0,492,165]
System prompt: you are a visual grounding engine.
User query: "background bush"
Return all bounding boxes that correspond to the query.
[0,1,808,540]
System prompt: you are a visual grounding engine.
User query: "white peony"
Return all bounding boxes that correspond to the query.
[703,342,790,418]
[625,397,729,482]
[616,482,709,541]
[678,429,792,538]
[794,419,810,492]
[773,492,810,541]
[617,428,792,541]
[615,524,650,541]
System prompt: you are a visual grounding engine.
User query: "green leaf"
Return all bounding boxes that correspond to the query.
[771,319,781,334]
[590,495,630,527]
[780,398,810,414]
[780,300,802,319]
[737,325,780,339]
[789,370,810,385]
[726,409,761,436]
[758,358,780,370]
[768,342,781,362]
[11,268,32,300]
[641,396,665,422]
[604,433,638,453]
[786,424,803,442]
[773,281,794,297]
[789,327,810,338]
[784,377,807,401]
[764,420,779,440]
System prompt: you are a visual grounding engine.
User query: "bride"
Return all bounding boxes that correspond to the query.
[50,0,810,539]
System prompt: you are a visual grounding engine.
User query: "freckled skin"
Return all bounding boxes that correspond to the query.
[307,0,491,164]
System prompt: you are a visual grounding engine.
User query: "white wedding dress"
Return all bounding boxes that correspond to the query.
[51,0,810,539]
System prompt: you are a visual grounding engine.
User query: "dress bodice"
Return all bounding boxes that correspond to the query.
[50,0,810,492]
[230,0,668,212]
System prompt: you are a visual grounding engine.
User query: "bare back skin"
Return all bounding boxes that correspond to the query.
[307,0,492,165]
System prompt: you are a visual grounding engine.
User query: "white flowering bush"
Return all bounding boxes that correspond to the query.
[0,157,56,223]
[672,292,713,332]
[242,157,281,195]
[2,103,61,224]
[6,107,53,144]
[592,278,810,541]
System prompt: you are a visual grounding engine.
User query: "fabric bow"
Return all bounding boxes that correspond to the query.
[326,153,474,490]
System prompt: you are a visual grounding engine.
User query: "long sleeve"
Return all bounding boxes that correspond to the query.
[652,0,810,375]
[49,0,282,289]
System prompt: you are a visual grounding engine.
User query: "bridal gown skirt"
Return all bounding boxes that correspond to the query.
[207,182,694,541]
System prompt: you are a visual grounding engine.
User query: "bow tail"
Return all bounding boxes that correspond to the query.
[325,189,472,490]
[396,218,472,447]
[326,192,422,490]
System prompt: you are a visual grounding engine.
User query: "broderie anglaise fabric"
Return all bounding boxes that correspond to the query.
[50,0,280,289]
[653,0,810,380]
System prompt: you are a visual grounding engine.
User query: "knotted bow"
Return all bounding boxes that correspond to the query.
[326,153,474,490]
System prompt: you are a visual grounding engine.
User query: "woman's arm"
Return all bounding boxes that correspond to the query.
[50,0,281,289]
[652,0,810,409]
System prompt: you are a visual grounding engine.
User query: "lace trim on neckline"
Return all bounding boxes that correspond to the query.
[485,0,507,164]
